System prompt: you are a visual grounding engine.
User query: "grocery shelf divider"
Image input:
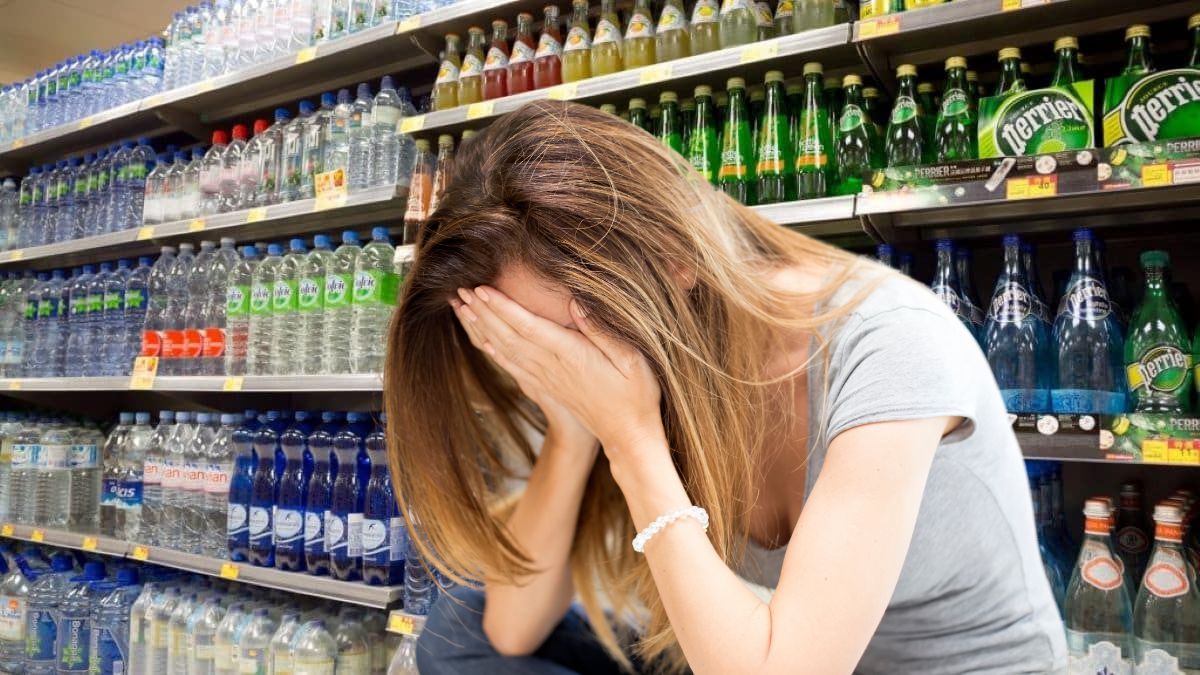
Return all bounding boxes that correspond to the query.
[0,374,384,393]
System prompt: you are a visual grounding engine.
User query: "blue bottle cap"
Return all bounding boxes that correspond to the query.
[267,243,284,256]
[100,262,113,272]
[138,256,153,266]
[124,140,137,149]
[135,412,151,425]
[241,246,258,258]
[195,412,212,424]
[29,167,39,175]
[176,411,192,422]
[265,410,282,420]
[356,83,372,100]
[378,411,386,424]
[289,238,307,252]
[298,100,315,115]
[954,247,971,259]
[36,272,48,281]
[320,92,336,108]
[118,412,135,424]
[192,147,206,159]
[1020,241,1034,253]
[1073,228,1093,242]
[1002,234,1020,247]
[82,264,96,274]
[52,270,66,279]
[337,88,351,104]
[50,554,73,572]
[116,568,139,585]
[82,561,106,580]
[294,411,310,422]
[274,107,291,121]
[313,234,332,249]
[159,410,175,421]
[84,153,96,163]
[165,144,178,154]
[342,231,360,245]
[322,411,339,422]
[371,226,390,241]
[380,75,395,91]
[220,413,239,425]
[346,412,367,423]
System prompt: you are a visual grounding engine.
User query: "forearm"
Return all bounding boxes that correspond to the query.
[483,431,598,654]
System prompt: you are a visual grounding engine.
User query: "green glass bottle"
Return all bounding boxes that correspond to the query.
[834,74,882,196]
[749,85,766,162]
[824,79,844,176]
[715,92,729,131]
[917,82,938,164]
[688,85,721,185]
[966,70,984,102]
[934,57,976,162]
[650,105,663,137]
[755,70,796,204]
[885,64,924,168]
[995,47,1026,96]
[680,98,696,149]
[1126,251,1192,414]
[795,62,833,199]
[786,81,804,158]
[1123,24,1154,77]
[628,97,651,133]
[863,86,886,134]
[658,92,683,154]
[718,77,756,205]
[1190,13,1200,68]
[1049,36,1083,87]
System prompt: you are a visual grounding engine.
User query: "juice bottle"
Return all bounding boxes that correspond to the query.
[623,0,657,69]
[508,13,537,95]
[658,92,683,154]
[401,139,433,245]
[690,0,721,55]
[754,2,776,42]
[775,0,795,36]
[562,0,592,83]
[656,0,690,63]
[590,0,623,76]
[533,5,563,89]
[427,135,455,215]
[629,98,651,133]
[719,0,756,48]
[795,0,835,32]
[718,77,756,205]
[687,85,720,184]
[482,20,510,101]
[457,27,486,106]
[432,34,462,112]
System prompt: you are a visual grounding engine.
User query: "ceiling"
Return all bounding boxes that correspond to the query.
[0,0,191,84]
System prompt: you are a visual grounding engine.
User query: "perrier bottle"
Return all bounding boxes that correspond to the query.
[658,91,684,155]
[755,71,795,204]
[1049,36,1083,87]
[1125,251,1192,414]
[718,77,756,205]
[1190,13,1200,68]
[1122,24,1154,77]
[995,47,1026,96]
[795,62,832,199]
[688,85,720,185]
[917,82,938,163]
[834,74,882,195]
[885,64,924,168]
[934,57,976,162]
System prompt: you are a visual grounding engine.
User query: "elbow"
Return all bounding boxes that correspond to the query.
[482,613,543,658]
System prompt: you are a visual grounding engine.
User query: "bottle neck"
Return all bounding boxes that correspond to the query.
[1143,266,1166,296]
[1126,37,1152,74]
[1074,239,1096,276]
[844,84,864,108]
[1051,48,1079,85]
[896,75,916,99]
[1153,520,1185,550]
[727,88,747,123]
[1192,28,1200,65]
[999,59,1021,86]
[763,82,784,115]
[695,96,714,128]
[935,248,955,284]
[804,73,824,108]
[1003,244,1023,277]
[945,68,968,94]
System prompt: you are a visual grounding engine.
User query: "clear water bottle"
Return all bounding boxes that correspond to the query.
[181,241,216,376]
[393,86,418,189]
[91,568,142,675]
[82,262,110,376]
[141,410,174,546]
[300,235,332,374]
[161,150,190,223]
[34,419,72,527]
[290,619,337,673]
[347,83,374,192]
[268,611,301,674]
[403,521,436,615]
[333,612,370,673]
[1065,498,1134,671]
[122,256,153,373]
[0,413,17,521]
[68,421,103,531]
[160,242,195,376]
[351,226,398,374]
[237,608,277,673]
[1022,241,1053,329]
[24,553,75,674]
[255,109,290,207]
[213,602,246,675]
[323,89,352,179]
[100,258,133,376]
[197,238,237,376]
[299,93,335,200]
[238,118,270,209]
[64,265,95,376]
[182,412,216,553]
[928,240,977,341]
[22,273,46,377]
[117,411,153,541]
[323,231,360,374]
[199,131,229,216]
[220,125,249,213]
[279,101,312,203]
[248,243,282,375]
[368,77,402,188]
[227,410,260,562]
[167,592,198,673]
[363,412,403,585]
[180,146,206,220]
[100,412,134,535]
[146,586,181,675]
[126,581,157,675]
[10,418,41,524]
[983,235,1051,413]
[56,560,106,675]
[388,630,420,675]
[1132,501,1200,671]
[161,410,196,550]
[188,593,226,675]
[304,411,339,576]
[0,555,36,671]
[204,0,232,77]
[272,239,306,374]
[125,139,155,230]
[103,142,132,234]
[203,414,237,558]
[225,245,258,376]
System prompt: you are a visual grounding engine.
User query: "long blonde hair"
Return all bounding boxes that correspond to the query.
[386,101,868,672]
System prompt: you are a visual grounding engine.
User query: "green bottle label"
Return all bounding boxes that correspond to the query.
[24,301,36,320]
[890,97,918,124]
[103,291,122,312]
[1102,69,1200,146]
[324,273,353,309]
[940,90,970,118]
[249,282,271,316]
[272,279,298,313]
[839,104,866,133]
[1127,345,1191,396]
[86,293,103,314]
[978,82,1095,157]
[298,276,323,313]
[69,297,84,316]
[227,285,250,317]
[352,270,400,306]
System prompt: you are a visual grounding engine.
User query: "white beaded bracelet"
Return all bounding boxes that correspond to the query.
[632,505,710,553]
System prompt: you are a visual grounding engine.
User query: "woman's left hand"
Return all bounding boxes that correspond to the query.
[453,286,666,460]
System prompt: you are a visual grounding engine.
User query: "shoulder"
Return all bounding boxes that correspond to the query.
[826,265,971,352]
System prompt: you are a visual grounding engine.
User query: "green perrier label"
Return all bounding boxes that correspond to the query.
[977,82,1095,158]
[890,96,918,124]
[1102,68,1200,146]
[1126,344,1192,399]
[840,104,866,133]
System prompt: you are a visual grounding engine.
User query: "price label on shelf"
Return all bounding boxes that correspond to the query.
[7,250,23,261]
[1142,164,1173,188]
[131,545,150,561]
[388,612,419,635]
[638,64,672,85]
[313,170,348,211]
[295,47,318,65]
[12,139,24,149]
[400,115,426,134]
[858,15,901,39]
[136,226,155,241]
[129,356,158,390]
[740,41,779,64]
[466,101,495,121]
[78,117,96,130]
[30,529,43,543]
[1,524,12,537]
[7,381,20,391]
[397,16,422,33]
[1006,174,1058,200]
[546,83,578,101]
[245,207,268,223]
[188,218,207,232]
[222,376,244,392]
[81,537,98,551]
[1001,0,1050,10]
[219,562,240,580]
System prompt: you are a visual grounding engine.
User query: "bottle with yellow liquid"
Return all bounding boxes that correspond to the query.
[754,2,775,42]
[795,0,835,32]
[859,0,903,19]
[624,0,657,69]
[690,0,721,55]
[432,33,462,112]
[457,27,486,107]
[562,0,592,83]
[720,0,756,48]
[656,0,690,63]
[775,0,795,36]
[590,0,623,76]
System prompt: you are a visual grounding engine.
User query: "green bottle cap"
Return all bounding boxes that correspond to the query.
[1054,36,1078,51]
[803,62,823,76]
[1125,24,1150,40]
[694,85,712,97]
[998,47,1021,61]
[896,64,917,77]
[944,56,967,71]
[659,91,678,104]
[1141,250,1170,268]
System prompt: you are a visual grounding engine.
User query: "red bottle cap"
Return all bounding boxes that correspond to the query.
[211,130,229,145]
[253,119,270,135]
[231,124,249,141]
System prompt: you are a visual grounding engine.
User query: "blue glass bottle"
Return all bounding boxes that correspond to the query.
[955,247,986,346]
[1052,228,1126,415]
[363,413,403,586]
[984,235,1052,413]
[304,412,341,576]
[329,412,367,581]
[275,412,316,572]
[929,239,976,341]
[248,411,285,567]
[1022,241,1053,328]
[226,410,259,562]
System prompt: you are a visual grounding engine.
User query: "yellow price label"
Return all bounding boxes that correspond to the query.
[295,47,318,64]
[82,537,98,551]
[78,117,96,130]
[223,376,244,391]
[7,250,23,261]
[388,613,417,635]
[546,83,578,101]
[638,64,672,85]
[397,16,421,32]
[197,80,217,93]
[400,115,426,134]
[30,529,43,543]
[1006,175,1058,200]
[188,218,207,232]
[1142,164,1173,188]
[858,15,901,39]
[136,226,155,241]
[129,356,159,390]
[740,41,780,64]
[1001,0,1050,9]
[313,169,348,211]
[466,101,495,120]
[1168,445,1200,465]
[131,545,150,561]
[12,139,24,149]
[1,524,12,537]
[245,207,268,223]
[219,562,240,580]
[7,381,19,391]
[144,94,165,108]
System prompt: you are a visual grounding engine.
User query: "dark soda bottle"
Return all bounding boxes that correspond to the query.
[363,413,404,586]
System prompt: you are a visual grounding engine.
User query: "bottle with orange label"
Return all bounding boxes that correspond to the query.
[432,34,462,112]
[533,5,564,89]
[508,13,537,95]
[457,27,487,107]
[562,0,592,83]
[623,0,657,69]
[590,0,623,76]
[690,0,721,55]
[1065,497,1135,673]
[718,77,755,205]
[482,20,510,101]
[1132,501,1200,671]
[402,139,434,245]
[427,135,455,216]
[656,0,690,63]
[795,62,832,200]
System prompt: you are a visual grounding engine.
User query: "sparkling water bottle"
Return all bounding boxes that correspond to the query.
[271,239,306,374]
[248,243,282,375]
[1132,500,1200,671]
[347,83,374,192]
[249,410,285,567]
[225,245,258,375]
[929,240,977,342]
[227,411,259,563]
[363,412,403,585]
[329,413,365,581]
[304,411,339,576]
[983,235,1051,413]
[1065,498,1134,672]
[323,231,360,373]
[300,234,332,374]
[351,227,398,373]
[203,414,237,558]
[275,412,314,571]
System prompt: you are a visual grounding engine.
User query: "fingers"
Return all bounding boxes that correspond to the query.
[471,286,573,352]
[570,299,643,378]
[450,299,487,352]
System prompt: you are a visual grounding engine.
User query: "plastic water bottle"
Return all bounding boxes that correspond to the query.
[197,131,228,216]
[368,77,402,188]
[167,592,197,673]
[182,240,216,376]
[34,419,72,527]
[323,231,360,374]
[101,414,134,536]
[271,239,306,374]
[68,422,102,531]
[0,555,35,671]
[82,262,110,376]
[351,227,398,373]
[363,413,403,585]
[219,125,248,213]
[225,246,258,376]
[290,619,336,673]
[160,242,196,375]
[279,101,312,203]
[197,238,236,376]
[140,153,166,225]
[146,586,181,675]
[10,419,41,524]
[238,608,276,673]
[22,273,45,377]
[304,411,339,576]
[227,410,259,562]
[182,412,216,553]
[238,119,269,209]
[43,269,69,376]
[268,611,300,674]
[333,610,370,672]
[91,568,141,675]
[323,89,352,179]
[347,83,374,192]
[125,139,155,230]
[24,553,75,674]
[275,411,314,571]
[102,143,129,234]
[984,234,1051,413]
[299,235,332,374]
[928,240,976,341]
[142,247,176,365]
[126,582,156,675]
[117,411,152,541]
[160,410,195,550]
[255,109,290,207]
[0,414,16,521]
[248,244,281,375]
[180,146,206,220]
[56,560,106,675]
[122,256,153,373]
[161,151,189,223]
[64,265,95,376]
[329,413,366,581]
[299,93,334,199]
[249,410,285,567]
[187,593,226,675]
[213,602,246,675]
[100,258,132,376]
[141,410,174,546]
[203,414,237,558]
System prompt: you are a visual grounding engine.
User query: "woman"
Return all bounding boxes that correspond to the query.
[387,100,1065,674]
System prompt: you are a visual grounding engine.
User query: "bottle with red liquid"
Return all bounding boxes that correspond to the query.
[533,5,563,90]
[508,12,537,95]
[482,19,510,100]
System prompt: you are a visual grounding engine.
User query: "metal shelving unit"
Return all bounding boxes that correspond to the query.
[0,374,383,392]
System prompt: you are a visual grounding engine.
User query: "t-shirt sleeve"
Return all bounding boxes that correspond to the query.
[823,304,980,444]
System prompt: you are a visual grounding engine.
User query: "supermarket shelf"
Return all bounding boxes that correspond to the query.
[0,374,383,392]
[751,196,862,237]
[0,184,406,269]
[1,523,128,557]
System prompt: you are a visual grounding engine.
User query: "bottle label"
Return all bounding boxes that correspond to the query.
[204,462,232,495]
[116,478,143,508]
[184,462,207,492]
[0,595,25,641]
[298,276,323,313]
[594,19,623,45]
[249,505,273,544]
[720,0,753,15]
[940,89,970,118]
[293,657,336,674]
[336,652,369,672]
[68,443,98,469]
[775,0,794,20]
[26,608,57,661]
[373,105,400,130]
[931,284,963,317]
[756,143,787,175]
[353,269,400,306]
[839,104,866,133]
[37,297,60,319]
[227,284,250,317]
[38,443,69,469]
[250,282,272,316]
[389,515,405,561]
[11,443,33,469]
[1126,345,1191,397]
[202,328,226,358]
[719,151,748,179]
[94,625,125,675]
[327,512,346,550]
[275,508,304,544]
[755,2,772,26]
[890,96,919,125]
[305,510,326,554]
[1066,637,1131,675]
[796,120,829,169]
[484,46,509,71]
[460,53,484,78]
[161,460,182,489]
[57,615,89,672]
[102,477,122,507]
[103,291,122,312]
[625,13,654,39]
[141,329,163,357]
[510,41,536,65]
[987,283,1032,323]
[181,328,205,359]
[435,60,460,85]
[347,513,363,556]
[272,279,298,313]
[227,503,248,535]
[87,293,103,314]
[161,329,186,359]
[1080,539,1124,591]
[1144,548,1189,598]
[535,34,563,59]
[362,517,389,560]
[124,287,147,313]
[564,27,592,52]
[659,5,686,33]
[1057,277,1111,321]
[143,458,161,486]
[324,273,352,309]
[1117,525,1150,555]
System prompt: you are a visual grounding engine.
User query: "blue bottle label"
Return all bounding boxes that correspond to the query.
[363,516,406,564]
[988,283,1032,324]
[26,608,58,662]
[117,479,144,509]
[57,615,90,672]
[101,478,121,508]
[1057,277,1111,321]
[304,511,326,555]
[274,508,304,547]
[69,444,99,469]
[326,512,363,556]
[93,625,124,675]
[249,506,273,547]
[227,503,248,537]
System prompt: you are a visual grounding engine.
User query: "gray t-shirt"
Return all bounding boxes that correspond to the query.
[738,266,1067,674]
